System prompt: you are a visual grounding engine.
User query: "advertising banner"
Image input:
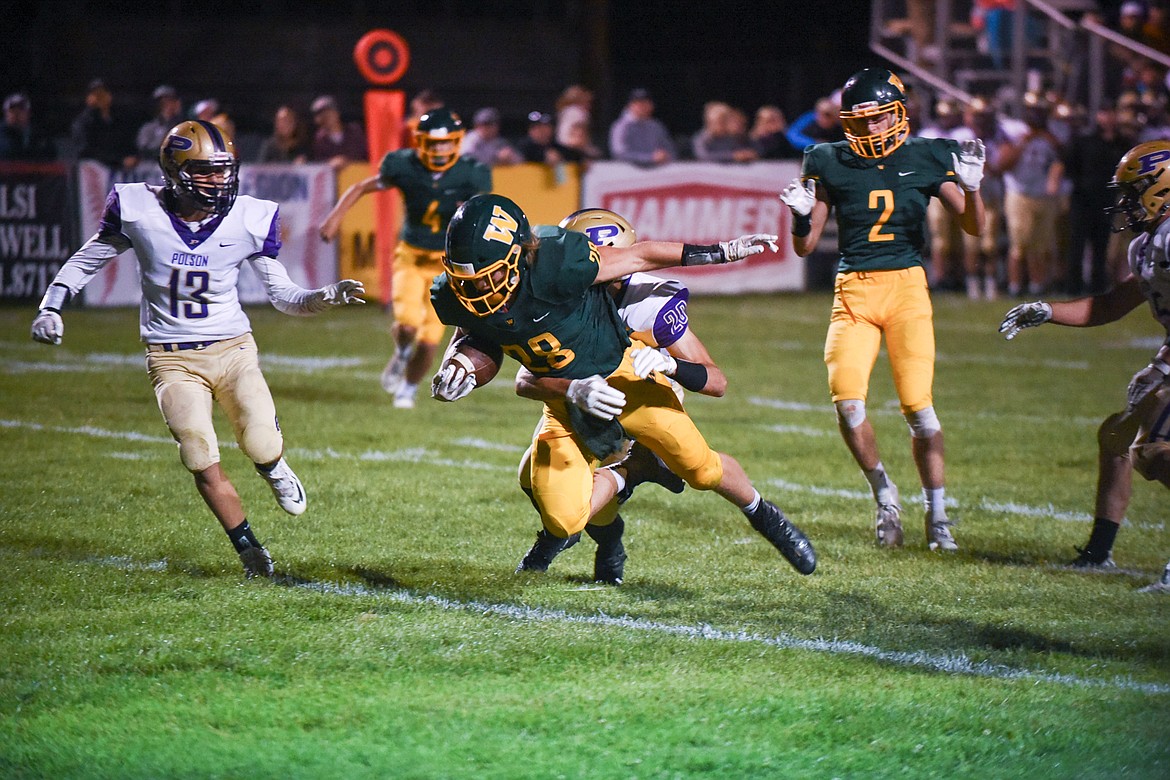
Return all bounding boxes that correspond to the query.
[581,161,803,293]
[0,162,76,303]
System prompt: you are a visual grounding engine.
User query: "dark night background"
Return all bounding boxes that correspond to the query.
[3,0,876,152]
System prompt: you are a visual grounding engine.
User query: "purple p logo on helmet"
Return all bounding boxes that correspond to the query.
[164,134,194,152]
[1137,148,1170,175]
[584,223,622,246]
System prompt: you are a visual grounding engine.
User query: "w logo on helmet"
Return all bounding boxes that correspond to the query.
[1137,149,1170,175]
[482,205,519,244]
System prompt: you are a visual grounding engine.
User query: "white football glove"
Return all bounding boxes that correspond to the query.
[631,347,677,379]
[430,363,477,402]
[779,177,816,216]
[998,301,1052,340]
[1127,361,1170,410]
[309,279,366,310]
[31,310,63,345]
[951,138,986,192]
[718,233,779,263]
[566,374,626,420]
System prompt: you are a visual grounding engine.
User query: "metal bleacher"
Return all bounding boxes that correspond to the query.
[869,0,1170,118]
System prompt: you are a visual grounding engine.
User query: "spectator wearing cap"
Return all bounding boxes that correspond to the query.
[461,107,520,168]
[517,110,583,165]
[309,94,367,171]
[0,93,56,161]
[135,85,183,161]
[608,88,676,166]
[70,78,137,172]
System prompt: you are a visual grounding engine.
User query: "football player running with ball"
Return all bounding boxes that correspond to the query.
[429,193,816,577]
[508,208,726,584]
[30,120,365,578]
[319,108,491,409]
[779,68,985,551]
[999,140,1170,588]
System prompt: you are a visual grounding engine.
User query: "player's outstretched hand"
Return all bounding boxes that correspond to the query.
[719,234,779,263]
[779,178,816,216]
[631,347,677,379]
[1127,362,1169,410]
[31,310,63,345]
[567,375,626,420]
[309,279,366,311]
[431,363,477,402]
[998,301,1052,340]
[952,138,986,192]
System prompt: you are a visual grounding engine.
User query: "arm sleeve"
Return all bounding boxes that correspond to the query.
[249,255,325,317]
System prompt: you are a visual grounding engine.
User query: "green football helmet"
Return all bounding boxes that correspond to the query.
[839,68,910,159]
[415,108,464,172]
[159,120,239,214]
[558,207,637,248]
[444,193,531,316]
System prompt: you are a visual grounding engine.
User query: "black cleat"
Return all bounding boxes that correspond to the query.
[745,499,816,575]
[585,515,627,585]
[616,442,685,503]
[516,529,580,573]
[1069,546,1116,570]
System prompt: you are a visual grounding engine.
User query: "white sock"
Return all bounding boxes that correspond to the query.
[864,463,897,506]
[924,487,947,520]
[397,382,418,399]
[741,489,762,515]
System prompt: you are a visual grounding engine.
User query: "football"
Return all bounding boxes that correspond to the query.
[444,334,501,386]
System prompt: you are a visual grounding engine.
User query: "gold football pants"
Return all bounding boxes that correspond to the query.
[392,242,446,344]
[146,333,283,473]
[825,265,935,413]
[527,341,723,538]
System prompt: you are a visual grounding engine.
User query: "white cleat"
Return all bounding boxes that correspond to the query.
[1138,562,1170,593]
[393,391,416,409]
[926,515,958,552]
[380,351,409,395]
[257,457,307,516]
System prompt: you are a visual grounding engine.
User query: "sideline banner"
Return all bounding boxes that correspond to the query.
[0,162,77,303]
[581,161,803,293]
[77,162,337,307]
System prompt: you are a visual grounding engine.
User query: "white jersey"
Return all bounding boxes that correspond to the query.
[47,184,325,343]
[615,272,689,348]
[1127,222,1170,335]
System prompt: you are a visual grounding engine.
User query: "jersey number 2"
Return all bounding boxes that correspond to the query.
[868,189,895,243]
[168,269,210,319]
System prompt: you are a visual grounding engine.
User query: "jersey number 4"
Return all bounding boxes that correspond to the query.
[168,269,210,319]
[868,189,895,243]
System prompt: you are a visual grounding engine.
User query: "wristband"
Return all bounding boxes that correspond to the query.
[38,282,69,313]
[1150,360,1170,377]
[681,244,726,266]
[671,359,708,392]
[792,213,811,237]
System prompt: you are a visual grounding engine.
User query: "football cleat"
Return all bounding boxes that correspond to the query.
[585,516,627,585]
[516,529,580,573]
[256,457,307,516]
[393,390,416,410]
[239,544,274,579]
[875,487,903,548]
[1138,562,1170,593]
[381,350,409,395]
[745,499,816,575]
[616,442,685,503]
[1070,546,1116,569]
[926,515,958,552]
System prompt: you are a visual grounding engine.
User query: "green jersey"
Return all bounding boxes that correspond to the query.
[431,225,630,378]
[802,136,960,272]
[378,150,492,251]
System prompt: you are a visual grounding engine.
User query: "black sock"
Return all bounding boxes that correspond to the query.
[1083,517,1120,562]
[226,520,261,553]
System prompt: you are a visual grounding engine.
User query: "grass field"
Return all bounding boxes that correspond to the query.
[1,293,1167,779]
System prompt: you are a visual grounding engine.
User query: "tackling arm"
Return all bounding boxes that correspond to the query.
[665,330,726,397]
[594,234,776,283]
[1049,276,1146,327]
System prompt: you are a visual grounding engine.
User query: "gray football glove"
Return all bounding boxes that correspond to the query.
[998,301,1052,340]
